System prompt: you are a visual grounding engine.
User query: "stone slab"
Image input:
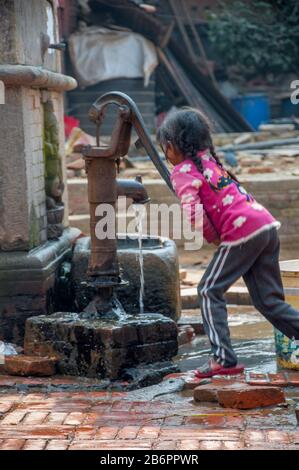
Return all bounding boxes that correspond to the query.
[24,312,178,380]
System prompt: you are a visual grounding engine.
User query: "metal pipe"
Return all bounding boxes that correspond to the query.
[220,137,299,153]
[117,177,150,204]
[88,92,174,192]
[84,155,119,282]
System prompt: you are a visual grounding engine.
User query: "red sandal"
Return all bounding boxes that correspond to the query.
[195,360,245,379]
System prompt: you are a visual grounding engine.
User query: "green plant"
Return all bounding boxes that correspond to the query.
[207,0,299,80]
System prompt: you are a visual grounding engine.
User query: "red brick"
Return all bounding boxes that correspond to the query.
[90,411,159,426]
[111,401,132,411]
[266,430,290,443]
[244,430,266,443]
[0,425,71,439]
[46,440,70,450]
[118,426,140,439]
[194,382,285,409]
[163,416,184,426]
[64,412,86,426]
[287,373,299,386]
[69,440,153,450]
[177,440,200,450]
[248,167,274,174]
[212,376,246,385]
[137,426,160,439]
[154,440,177,450]
[185,414,225,427]
[0,393,22,402]
[95,427,119,439]
[0,439,26,450]
[74,426,96,440]
[160,428,240,441]
[84,410,111,425]
[222,441,244,450]
[246,373,269,385]
[0,356,56,377]
[130,401,168,413]
[23,393,47,402]
[45,412,68,425]
[22,412,49,425]
[111,391,128,398]
[0,402,14,413]
[193,385,218,403]
[86,391,110,398]
[22,439,47,450]
[268,373,288,387]
[199,440,222,450]
[225,415,245,429]
[0,377,17,387]
[1,410,27,424]
[217,385,285,409]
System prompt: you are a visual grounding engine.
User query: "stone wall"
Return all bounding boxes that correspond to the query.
[241,174,299,245]
[0,86,46,250]
[0,0,61,71]
[0,0,78,343]
[24,87,47,247]
[0,86,69,250]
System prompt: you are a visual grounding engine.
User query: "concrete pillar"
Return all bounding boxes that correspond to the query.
[0,0,78,343]
[0,86,47,251]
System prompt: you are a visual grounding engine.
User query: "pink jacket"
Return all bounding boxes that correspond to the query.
[171,151,280,245]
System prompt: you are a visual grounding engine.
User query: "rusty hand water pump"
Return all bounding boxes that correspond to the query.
[82,92,172,318]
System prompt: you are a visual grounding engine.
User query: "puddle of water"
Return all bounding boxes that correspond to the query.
[175,308,278,374]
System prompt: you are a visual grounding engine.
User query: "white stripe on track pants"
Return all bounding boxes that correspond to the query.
[198,227,299,367]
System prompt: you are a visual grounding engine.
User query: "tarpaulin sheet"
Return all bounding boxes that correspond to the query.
[68,26,158,87]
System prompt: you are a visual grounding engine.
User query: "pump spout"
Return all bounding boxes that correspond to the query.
[117,176,150,204]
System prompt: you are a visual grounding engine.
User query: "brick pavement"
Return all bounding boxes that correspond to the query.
[0,384,298,450]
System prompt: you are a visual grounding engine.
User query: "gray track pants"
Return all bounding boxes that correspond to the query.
[198,227,299,367]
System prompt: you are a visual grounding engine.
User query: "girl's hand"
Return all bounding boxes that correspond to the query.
[212,238,221,246]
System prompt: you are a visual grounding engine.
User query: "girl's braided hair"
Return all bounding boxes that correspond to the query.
[157,107,238,183]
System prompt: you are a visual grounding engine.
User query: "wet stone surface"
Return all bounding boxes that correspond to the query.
[0,387,298,450]
[24,312,178,380]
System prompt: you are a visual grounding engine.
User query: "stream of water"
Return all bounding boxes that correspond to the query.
[135,206,145,314]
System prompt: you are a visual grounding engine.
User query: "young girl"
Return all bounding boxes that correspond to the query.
[158,108,299,378]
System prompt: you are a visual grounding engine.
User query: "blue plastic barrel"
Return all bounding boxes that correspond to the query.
[231,93,270,130]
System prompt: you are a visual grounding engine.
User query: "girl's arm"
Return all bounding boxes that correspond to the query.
[171,171,219,244]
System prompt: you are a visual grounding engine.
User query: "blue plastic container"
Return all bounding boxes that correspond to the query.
[231,93,270,130]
